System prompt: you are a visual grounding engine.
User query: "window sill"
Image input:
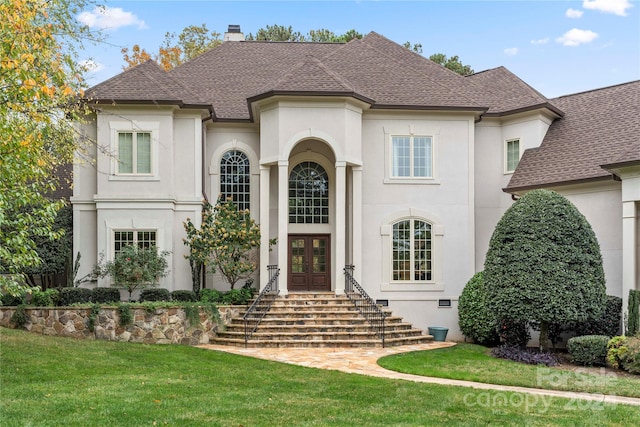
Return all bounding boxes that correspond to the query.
[381,281,444,292]
[109,175,159,182]
[383,178,440,185]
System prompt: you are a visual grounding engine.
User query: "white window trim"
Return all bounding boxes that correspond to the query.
[384,133,440,184]
[504,138,521,174]
[109,121,160,181]
[380,208,444,291]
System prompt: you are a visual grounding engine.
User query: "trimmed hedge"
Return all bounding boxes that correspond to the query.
[139,288,171,302]
[91,287,121,304]
[58,287,92,306]
[574,295,622,337]
[31,289,59,307]
[458,272,499,346]
[567,335,609,366]
[199,289,222,303]
[1,293,26,306]
[171,290,197,302]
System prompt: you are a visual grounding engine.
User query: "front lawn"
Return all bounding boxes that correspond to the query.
[378,343,640,398]
[1,329,638,426]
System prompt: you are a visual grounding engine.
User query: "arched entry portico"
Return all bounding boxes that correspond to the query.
[259,136,360,296]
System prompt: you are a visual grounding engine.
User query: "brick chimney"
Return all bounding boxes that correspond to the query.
[224,25,245,42]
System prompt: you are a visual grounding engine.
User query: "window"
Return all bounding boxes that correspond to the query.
[289,162,329,224]
[220,150,250,211]
[114,230,157,254]
[505,138,520,173]
[117,131,152,174]
[392,219,432,282]
[392,135,432,178]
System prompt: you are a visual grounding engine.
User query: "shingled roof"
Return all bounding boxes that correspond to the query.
[505,80,640,193]
[87,32,566,121]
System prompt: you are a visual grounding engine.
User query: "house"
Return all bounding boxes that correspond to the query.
[73,28,639,340]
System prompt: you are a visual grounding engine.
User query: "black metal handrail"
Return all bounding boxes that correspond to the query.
[243,265,280,347]
[344,265,387,347]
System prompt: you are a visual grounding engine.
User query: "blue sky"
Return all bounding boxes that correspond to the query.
[79,0,639,98]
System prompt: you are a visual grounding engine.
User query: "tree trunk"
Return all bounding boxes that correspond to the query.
[539,321,551,351]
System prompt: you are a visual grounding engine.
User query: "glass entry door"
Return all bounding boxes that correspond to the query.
[288,235,331,291]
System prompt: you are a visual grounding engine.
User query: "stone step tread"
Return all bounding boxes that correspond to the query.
[217,329,426,338]
[236,315,403,322]
[211,335,433,348]
[224,323,416,331]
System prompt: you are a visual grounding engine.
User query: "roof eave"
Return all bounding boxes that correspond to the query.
[371,104,488,114]
[503,175,617,195]
[484,102,565,118]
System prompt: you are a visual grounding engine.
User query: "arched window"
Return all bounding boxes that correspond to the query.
[220,150,250,211]
[392,219,432,281]
[289,162,329,224]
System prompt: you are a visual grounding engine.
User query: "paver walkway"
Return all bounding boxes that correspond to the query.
[198,342,640,407]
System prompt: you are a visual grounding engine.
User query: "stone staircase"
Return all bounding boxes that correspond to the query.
[211,292,433,348]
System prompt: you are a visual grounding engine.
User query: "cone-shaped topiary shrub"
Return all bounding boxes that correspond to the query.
[458,272,499,346]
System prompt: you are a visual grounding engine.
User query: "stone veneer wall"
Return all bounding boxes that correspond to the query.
[0,306,241,345]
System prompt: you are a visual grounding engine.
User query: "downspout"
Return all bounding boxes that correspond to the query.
[200,112,213,290]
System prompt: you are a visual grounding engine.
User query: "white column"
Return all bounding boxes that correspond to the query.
[259,165,271,290]
[335,162,346,295]
[278,161,289,295]
[352,166,363,283]
[621,201,638,315]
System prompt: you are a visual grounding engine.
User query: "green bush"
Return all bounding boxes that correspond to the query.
[30,288,59,306]
[199,289,222,304]
[221,288,253,305]
[91,287,121,304]
[58,287,92,306]
[607,336,628,369]
[171,290,197,302]
[627,290,640,336]
[139,288,171,302]
[619,336,640,374]
[1,293,26,306]
[574,295,622,337]
[458,272,499,346]
[498,319,530,348]
[10,304,28,328]
[567,335,609,366]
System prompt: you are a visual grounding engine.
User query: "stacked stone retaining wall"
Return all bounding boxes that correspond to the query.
[0,306,240,345]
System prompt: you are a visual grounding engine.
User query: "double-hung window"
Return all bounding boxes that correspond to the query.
[114,230,157,254]
[117,131,152,175]
[391,135,433,178]
[505,138,520,173]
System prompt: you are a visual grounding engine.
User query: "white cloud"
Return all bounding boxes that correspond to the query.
[531,37,550,45]
[566,8,584,18]
[504,47,519,56]
[77,6,147,30]
[556,28,599,46]
[583,0,633,16]
[79,59,104,73]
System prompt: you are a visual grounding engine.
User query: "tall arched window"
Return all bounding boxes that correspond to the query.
[220,150,250,211]
[392,219,432,281]
[289,162,329,224]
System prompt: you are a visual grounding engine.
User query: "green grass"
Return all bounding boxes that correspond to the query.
[378,343,640,398]
[1,329,639,426]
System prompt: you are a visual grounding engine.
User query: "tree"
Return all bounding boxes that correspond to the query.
[94,245,170,301]
[247,25,362,43]
[0,0,96,297]
[429,53,474,76]
[122,24,222,70]
[484,189,606,350]
[403,41,423,54]
[184,199,264,290]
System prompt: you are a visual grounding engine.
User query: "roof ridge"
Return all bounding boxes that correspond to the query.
[551,79,640,100]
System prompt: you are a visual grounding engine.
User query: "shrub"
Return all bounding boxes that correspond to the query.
[139,288,171,302]
[574,295,622,337]
[30,288,59,306]
[458,272,499,346]
[199,288,222,304]
[58,287,92,306]
[10,304,28,328]
[607,336,628,369]
[567,335,609,366]
[91,287,121,304]
[627,289,640,336]
[117,303,133,327]
[619,336,640,374]
[171,290,197,302]
[491,345,558,367]
[484,189,606,350]
[221,288,253,305]
[498,319,530,348]
[1,292,26,306]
